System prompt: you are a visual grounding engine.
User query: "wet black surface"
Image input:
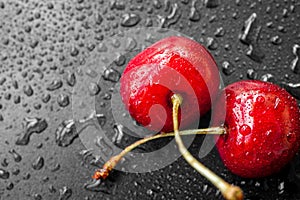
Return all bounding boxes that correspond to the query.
[0,0,300,199]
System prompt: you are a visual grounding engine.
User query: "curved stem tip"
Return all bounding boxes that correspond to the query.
[171,94,243,200]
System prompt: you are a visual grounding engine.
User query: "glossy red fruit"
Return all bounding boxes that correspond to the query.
[214,80,300,178]
[120,36,220,132]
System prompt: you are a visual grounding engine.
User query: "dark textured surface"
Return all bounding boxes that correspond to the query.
[0,0,300,199]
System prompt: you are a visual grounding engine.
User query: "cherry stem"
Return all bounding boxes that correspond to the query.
[171,94,243,200]
[92,128,225,180]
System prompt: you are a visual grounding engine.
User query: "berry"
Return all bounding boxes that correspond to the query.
[214,80,300,178]
[120,36,220,132]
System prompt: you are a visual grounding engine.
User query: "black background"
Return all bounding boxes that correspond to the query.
[0,0,300,199]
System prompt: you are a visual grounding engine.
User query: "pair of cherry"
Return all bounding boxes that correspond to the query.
[92,36,300,200]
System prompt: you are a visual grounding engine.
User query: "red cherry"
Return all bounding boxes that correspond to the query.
[120,36,220,132]
[214,80,300,178]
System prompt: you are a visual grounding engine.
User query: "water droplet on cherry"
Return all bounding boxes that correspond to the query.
[239,124,251,136]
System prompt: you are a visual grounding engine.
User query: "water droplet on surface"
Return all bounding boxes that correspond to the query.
[114,53,126,66]
[247,69,258,79]
[121,13,141,27]
[33,193,42,200]
[290,44,300,74]
[50,163,61,172]
[9,166,19,175]
[110,38,121,48]
[97,43,108,52]
[1,158,9,167]
[70,46,79,57]
[23,84,34,96]
[163,3,180,28]
[239,13,265,63]
[55,113,102,147]
[6,182,14,190]
[95,13,103,25]
[16,117,48,145]
[66,72,76,87]
[206,37,218,50]
[214,27,225,37]
[59,186,72,200]
[261,73,275,82]
[239,124,251,136]
[110,0,126,10]
[204,0,220,8]
[23,172,31,180]
[14,95,21,104]
[32,156,44,170]
[55,119,77,147]
[47,79,63,91]
[125,37,137,51]
[49,185,56,193]
[278,181,285,194]
[222,61,236,75]
[86,68,98,78]
[189,6,200,22]
[271,35,282,45]
[57,94,70,107]
[103,68,121,82]
[256,96,265,104]
[41,94,51,103]
[153,0,162,9]
[203,184,208,193]
[112,124,124,145]
[0,168,10,179]
[274,97,281,109]
[9,149,22,162]
[89,82,101,96]
[0,77,6,85]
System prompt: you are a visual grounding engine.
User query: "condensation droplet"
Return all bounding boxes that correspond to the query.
[0,168,10,179]
[204,0,220,8]
[23,84,34,96]
[206,37,218,50]
[9,149,22,162]
[66,72,76,87]
[59,186,72,200]
[103,68,121,82]
[47,79,63,91]
[114,53,126,66]
[239,124,251,136]
[247,69,258,79]
[261,73,275,82]
[214,27,225,37]
[16,117,48,145]
[291,44,300,74]
[55,119,77,147]
[57,94,70,107]
[89,82,101,96]
[32,156,44,170]
[125,37,137,51]
[271,35,282,45]
[239,13,265,62]
[189,5,200,22]
[222,61,236,75]
[121,13,141,27]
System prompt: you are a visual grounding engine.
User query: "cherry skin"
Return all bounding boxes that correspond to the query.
[120,36,220,133]
[213,80,300,178]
